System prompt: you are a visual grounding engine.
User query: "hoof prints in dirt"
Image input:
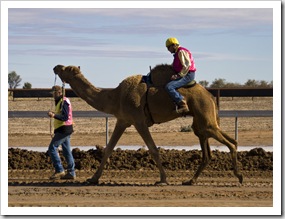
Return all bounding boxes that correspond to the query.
[9,146,273,171]
[8,181,165,187]
[8,174,272,188]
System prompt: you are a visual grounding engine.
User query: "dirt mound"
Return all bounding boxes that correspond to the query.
[8,146,273,171]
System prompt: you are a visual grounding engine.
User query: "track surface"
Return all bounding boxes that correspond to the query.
[8,148,273,208]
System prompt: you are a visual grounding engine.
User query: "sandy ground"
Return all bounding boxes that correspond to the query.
[6,97,276,214]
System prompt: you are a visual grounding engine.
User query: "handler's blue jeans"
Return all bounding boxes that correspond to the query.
[165,72,195,104]
[48,133,75,176]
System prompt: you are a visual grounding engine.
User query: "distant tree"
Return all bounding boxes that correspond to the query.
[206,78,272,88]
[199,80,209,87]
[210,78,227,88]
[224,82,242,88]
[244,79,259,87]
[244,79,272,88]
[259,80,270,88]
[8,71,22,89]
[23,82,32,89]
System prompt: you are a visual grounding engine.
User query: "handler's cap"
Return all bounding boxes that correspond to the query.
[50,85,62,94]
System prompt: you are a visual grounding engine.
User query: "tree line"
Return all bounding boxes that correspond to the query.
[8,71,273,89]
[199,78,273,88]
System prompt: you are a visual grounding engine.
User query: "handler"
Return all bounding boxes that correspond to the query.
[47,85,76,180]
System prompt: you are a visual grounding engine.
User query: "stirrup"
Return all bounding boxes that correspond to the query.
[175,105,189,114]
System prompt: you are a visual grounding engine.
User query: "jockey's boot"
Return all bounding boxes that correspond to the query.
[176,99,189,114]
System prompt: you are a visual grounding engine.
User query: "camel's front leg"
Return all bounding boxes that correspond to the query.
[87,120,128,185]
[134,123,168,185]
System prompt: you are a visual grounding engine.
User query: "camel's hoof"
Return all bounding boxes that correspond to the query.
[182,180,195,186]
[154,181,168,186]
[238,174,243,184]
[86,178,99,185]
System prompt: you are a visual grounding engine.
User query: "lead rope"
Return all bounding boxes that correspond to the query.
[61,81,66,112]
[49,74,57,138]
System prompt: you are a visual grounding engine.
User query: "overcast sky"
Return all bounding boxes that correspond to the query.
[3,1,280,88]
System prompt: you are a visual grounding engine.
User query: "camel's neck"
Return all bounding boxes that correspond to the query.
[68,74,117,114]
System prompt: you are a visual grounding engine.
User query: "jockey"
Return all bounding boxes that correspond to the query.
[165,37,196,113]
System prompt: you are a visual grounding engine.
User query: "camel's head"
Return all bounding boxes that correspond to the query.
[53,65,81,83]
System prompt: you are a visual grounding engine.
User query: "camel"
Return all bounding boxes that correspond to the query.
[53,64,243,185]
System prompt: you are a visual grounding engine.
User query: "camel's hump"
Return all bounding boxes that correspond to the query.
[149,64,174,86]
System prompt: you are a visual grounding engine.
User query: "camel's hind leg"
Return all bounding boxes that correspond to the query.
[188,118,243,185]
[87,120,129,185]
[183,136,211,185]
[210,129,243,184]
[134,122,168,185]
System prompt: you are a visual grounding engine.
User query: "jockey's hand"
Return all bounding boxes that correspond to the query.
[171,74,181,80]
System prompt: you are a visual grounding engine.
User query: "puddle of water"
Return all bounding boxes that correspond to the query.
[10,145,273,152]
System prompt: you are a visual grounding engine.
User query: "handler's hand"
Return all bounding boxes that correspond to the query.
[48,111,55,118]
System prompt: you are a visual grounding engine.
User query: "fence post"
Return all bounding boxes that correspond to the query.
[235,117,238,141]
[105,117,109,146]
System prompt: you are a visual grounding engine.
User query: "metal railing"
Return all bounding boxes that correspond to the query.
[8,87,273,144]
[8,110,273,144]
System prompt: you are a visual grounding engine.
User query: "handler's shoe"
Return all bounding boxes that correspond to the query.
[60,172,76,180]
[49,171,65,180]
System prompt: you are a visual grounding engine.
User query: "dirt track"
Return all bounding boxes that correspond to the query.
[7,97,274,210]
[8,170,272,208]
[8,147,273,208]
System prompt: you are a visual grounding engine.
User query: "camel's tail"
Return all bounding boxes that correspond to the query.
[211,94,238,149]
[216,110,220,126]
[211,94,220,126]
